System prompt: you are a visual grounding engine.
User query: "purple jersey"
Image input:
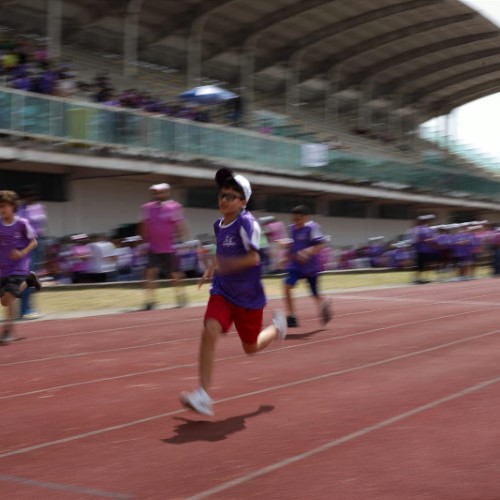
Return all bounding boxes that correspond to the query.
[18,202,48,237]
[0,216,37,277]
[411,224,436,253]
[287,221,326,275]
[210,209,266,309]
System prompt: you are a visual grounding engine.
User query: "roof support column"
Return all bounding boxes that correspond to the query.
[187,15,210,88]
[358,76,378,132]
[240,35,260,128]
[324,65,342,126]
[390,90,405,139]
[286,51,305,116]
[47,0,62,61]
[124,0,144,77]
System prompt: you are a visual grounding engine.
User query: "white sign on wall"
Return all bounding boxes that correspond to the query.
[301,143,329,167]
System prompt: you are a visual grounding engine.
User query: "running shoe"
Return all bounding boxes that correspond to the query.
[180,388,214,417]
[0,327,14,344]
[273,310,287,341]
[286,315,299,328]
[22,312,43,320]
[26,271,42,291]
[321,298,333,326]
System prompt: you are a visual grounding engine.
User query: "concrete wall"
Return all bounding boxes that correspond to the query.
[43,178,412,246]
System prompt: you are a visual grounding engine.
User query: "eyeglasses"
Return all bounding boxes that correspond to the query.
[218,192,244,202]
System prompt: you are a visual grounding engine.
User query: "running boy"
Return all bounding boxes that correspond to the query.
[180,168,286,417]
[0,190,41,344]
[282,205,332,328]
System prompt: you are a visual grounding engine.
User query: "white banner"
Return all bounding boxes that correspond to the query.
[301,143,329,167]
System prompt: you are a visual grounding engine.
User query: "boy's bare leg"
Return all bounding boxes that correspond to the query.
[1,293,17,342]
[284,283,294,316]
[172,271,187,307]
[199,319,221,392]
[143,267,158,308]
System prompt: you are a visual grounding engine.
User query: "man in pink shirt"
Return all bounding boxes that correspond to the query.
[140,183,189,310]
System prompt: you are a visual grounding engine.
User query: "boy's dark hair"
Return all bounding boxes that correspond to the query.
[219,177,245,198]
[292,205,310,216]
[0,190,19,211]
[215,167,245,198]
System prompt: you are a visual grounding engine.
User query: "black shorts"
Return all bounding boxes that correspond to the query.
[0,275,26,298]
[146,252,177,277]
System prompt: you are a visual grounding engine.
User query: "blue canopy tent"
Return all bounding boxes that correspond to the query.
[178,85,238,105]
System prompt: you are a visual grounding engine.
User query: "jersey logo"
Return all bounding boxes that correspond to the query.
[222,235,237,247]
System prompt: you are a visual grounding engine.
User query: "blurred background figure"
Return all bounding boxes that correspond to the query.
[140,183,190,310]
[69,233,92,283]
[18,185,48,319]
[260,216,287,273]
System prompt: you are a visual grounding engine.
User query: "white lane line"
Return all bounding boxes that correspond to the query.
[0,338,195,367]
[187,375,500,500]
[21,316,202,341]
[1,327,499,460]
[2,304,498,400]
[0,473,133,498]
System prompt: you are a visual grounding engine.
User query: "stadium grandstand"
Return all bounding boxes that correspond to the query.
[1,0,500,245]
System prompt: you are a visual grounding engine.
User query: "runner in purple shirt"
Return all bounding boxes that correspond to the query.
[0,191,42,344]
[283,205,332,328]
[180,168,287,417]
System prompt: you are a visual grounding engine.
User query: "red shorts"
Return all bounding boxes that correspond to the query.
[204,294,263,345]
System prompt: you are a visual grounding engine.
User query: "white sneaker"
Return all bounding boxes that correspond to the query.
[180,388,214,417]
[273,310,287,341]
[320,298,333,326]
[0,328,14,344]
[22,312,43,320]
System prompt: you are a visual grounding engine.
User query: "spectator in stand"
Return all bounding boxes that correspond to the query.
[448,224,470,281]
[69,233,92,283]
[490,224,500,276]
[86,236,118,283]
[366,236,385,267]
[468,224,484,279]
[17,185,48,320]
[408,214,437,284]
[434,225,452,280]
[127,236,148,281]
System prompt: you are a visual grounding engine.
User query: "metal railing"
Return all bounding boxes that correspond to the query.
[2,87,500,201]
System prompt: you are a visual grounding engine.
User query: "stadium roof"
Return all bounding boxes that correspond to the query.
[2,0,500,121]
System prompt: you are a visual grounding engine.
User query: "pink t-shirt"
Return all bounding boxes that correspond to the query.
[265,221,286,242]
[142,200,184,253]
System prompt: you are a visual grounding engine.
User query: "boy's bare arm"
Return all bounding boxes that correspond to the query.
[217,249,260,274]
[10,239,38,260]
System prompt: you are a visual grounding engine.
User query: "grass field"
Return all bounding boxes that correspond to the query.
[32,267,492,316]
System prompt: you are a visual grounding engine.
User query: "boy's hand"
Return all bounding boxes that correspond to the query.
[198,269,213,289]
[10,249,25,260]
[295,249,311,263]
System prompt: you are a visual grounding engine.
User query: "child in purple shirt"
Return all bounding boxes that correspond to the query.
[283,205,332,328]
[180,168,287,417]
[0,191,42,344]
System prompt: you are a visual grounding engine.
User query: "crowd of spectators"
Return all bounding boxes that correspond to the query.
[0,30,243,128]
[95,85,243,127]
[0,33,78,98]
[42,233,215,285]
[35,219,500,287]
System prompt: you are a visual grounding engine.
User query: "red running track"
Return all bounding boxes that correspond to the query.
[1,278,500,499]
